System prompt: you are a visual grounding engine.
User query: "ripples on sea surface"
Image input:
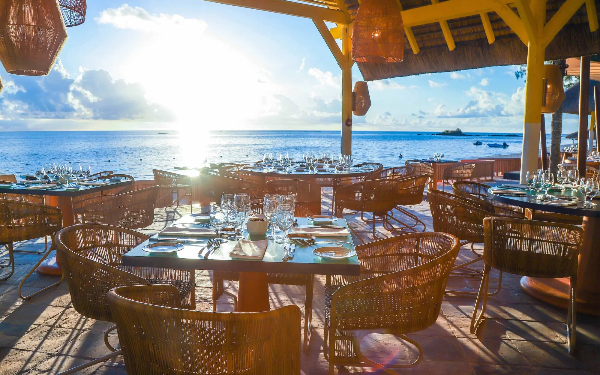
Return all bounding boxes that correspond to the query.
[0,130,558,180]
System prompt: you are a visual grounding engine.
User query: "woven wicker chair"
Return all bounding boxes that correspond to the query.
[153,169,193,210]
[0,174,44,204]
[108,284,301,374]
[0,200,61,289]
[335,178,400,241]
[324,232,459,374]
[79,186,158,229]
[404,161,434,177]
[212,193,318,351]
[452,181,525,218]
[442,163,476,190]
[375,166,415,180]
[385,174,429,232]
[264,178,321,215]
[427,189,504,295]
[54,224,196,374]
[471,217,582,354]
[72,174,135,219]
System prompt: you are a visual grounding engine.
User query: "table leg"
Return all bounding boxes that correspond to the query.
[521,216,600,315]
[237,272,270,312]
[36,196,74,276]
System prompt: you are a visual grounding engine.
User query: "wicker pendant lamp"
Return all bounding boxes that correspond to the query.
[542,64,566,113]
[59,0,86,27]
[0,0,68,76]
[0,77,3,94]
[352,0,404,63]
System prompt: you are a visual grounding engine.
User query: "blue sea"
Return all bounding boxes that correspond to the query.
[0,130,563,180]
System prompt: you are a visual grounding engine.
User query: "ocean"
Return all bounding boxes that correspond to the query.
[0,130,562,180]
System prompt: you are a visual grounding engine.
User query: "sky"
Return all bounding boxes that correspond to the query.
[0,0,583,133]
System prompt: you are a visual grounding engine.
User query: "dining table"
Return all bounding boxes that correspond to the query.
[122,216,360,313]
[489,185,600,315]
[0,176,134,275]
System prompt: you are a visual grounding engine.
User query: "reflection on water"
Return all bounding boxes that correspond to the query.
[0,130,553,180]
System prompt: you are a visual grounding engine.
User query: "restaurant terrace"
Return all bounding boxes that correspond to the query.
[2,0,600,374]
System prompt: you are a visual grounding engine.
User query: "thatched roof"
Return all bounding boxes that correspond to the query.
[562,80,600,114]
[350,0,600,81]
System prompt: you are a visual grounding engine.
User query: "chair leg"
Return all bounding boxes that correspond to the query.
[58,350,122,375]
[303,276,314,352]
[0,243,15,282]
[470,264,491,334]
[18,244,64,300]
[567,275,577,354]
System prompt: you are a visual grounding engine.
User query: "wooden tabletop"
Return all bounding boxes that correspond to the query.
[122,217,361,276]
[488,185,600,218]
[0,178,133,197]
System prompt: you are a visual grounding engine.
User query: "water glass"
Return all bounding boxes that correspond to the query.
[263,194,279,239]
[586,179,599,207]
[567,169,579,187]
[210,206,227,238]
[221,194,236,225]
[234,193,251,234]
[274,206,295,244]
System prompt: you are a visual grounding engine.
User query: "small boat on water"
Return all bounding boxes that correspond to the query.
[473,141,482,145]
[488,142,509,148]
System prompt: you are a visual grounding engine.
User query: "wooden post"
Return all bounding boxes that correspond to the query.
[540,114,548,169]
[340,25,352,156]
[595,87,600,152]
[578,55,591,177]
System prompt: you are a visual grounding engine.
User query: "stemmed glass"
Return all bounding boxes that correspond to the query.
[234,193,251,236]
[274,195,296,244]
[263,194,279,239]
[586,179,599,207]
[221,194,236,227]
[556,169,567,191]
[210,205,227,238]
[526,171,535,191]
[567,169,579,188]
[542,170,554,199]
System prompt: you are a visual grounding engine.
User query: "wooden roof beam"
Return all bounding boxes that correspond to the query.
[313,19,348,68]
[201,0,349,24]
[400,0,514,27]
[480,12,496,44]
[396,1,420,55]
[431,0,456,51]
[492,2,530,45]
[542,0,596,47]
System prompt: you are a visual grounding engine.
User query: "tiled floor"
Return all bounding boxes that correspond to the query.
[1,186,599,374]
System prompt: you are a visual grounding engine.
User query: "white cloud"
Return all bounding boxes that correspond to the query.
[480,78,490,86]
[308,68,340,89]
[434,86,525,118]
[370,79,417,90]
[429,80,447,88]
[450,72,466,79]
[369,111,399,126]
[297,57,305,73]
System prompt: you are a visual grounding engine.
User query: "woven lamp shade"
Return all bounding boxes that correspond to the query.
[352,0,404,63]
[59,0,86,27]
[0,0,68,76]
[542,64,566,113]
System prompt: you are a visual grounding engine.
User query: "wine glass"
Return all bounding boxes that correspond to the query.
[526,171,535,190]
[542,171,554,198]
[567,169,579,188]
[274,201,295,244]
[221,194,236,226]
[210,205,227,238]
[586,178,599,207]
[234,193,251,235]
[263,194,279,239]
[556,169,567,192]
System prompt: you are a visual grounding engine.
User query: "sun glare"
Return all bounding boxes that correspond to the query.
[118,25,272,132]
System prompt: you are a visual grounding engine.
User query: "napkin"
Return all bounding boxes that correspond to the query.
[193,216,210,224]
[159,227,216,238]
[290,227,349,237]
[546,199,578,206]
[490,189,526,196]
[230,239,268,260]
[310,215,335,225]
[25,184,57,190]
[79,181,109,186]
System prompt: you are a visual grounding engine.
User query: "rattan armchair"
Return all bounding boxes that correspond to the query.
[153,169,193,210]
[471,217,582,354]
[54,224,196,374]
[324,232,459,374]
[375,166,415,180]
[265,178,321,215]
[0,174,44,204]
[442,162,476,190]
[72,174,135,219]
[386,174,429,232]
[335,178,399,241]
[108,284,301,374]
[79,186,158,229]
[404,161,434,177]
[0,200,61,287]
[452,181,525,218]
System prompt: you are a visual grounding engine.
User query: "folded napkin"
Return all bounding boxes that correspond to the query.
[546,199,578,206]
[193,216,210,224]
[310,215,335,225]
[490,189,527,196]
[230,239,268,260]
[159,227,216,238]
[79,181,109,186]
[290,227,349,237]
[26,184,57,190]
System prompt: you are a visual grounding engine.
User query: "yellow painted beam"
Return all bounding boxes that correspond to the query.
[396,1,420,55]
[492,2,530,45]
[542,0,586,46]
[514,0,538,43]
[313,19,346,68]
[480,12,496,44]
[586,0,600,31]
[401,0,514,27]
[340,24,353,155]
[201,0,349,24]
[432,0,456,51]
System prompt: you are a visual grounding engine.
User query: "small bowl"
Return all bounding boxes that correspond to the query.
[246,220,268,236]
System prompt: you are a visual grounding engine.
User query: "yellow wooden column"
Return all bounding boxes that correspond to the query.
[519,0,547,183]
[341,25,353,156]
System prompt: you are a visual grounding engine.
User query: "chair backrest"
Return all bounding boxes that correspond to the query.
[452,181,491,201]
[405,161,434,176]
[586,166,599,180]
[335,178,399,216]
[376,166,414,180]
[265,178,321,216]
[330,232,459,333]
[427,189,494,243]
[483,217,582,278]
[56,224,150,322]
[80,186,158,229]
[0,199,62,242]
[443,163,476,180]
[394,174,429,205]
[108,284,302,375]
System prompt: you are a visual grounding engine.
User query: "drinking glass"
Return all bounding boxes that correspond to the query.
[556,169,567,191]
[567,169,579,188]
[263,194,279,239]
[542,171,554,198]
[210,206,227,238]
[221,194,236,225]
[274,205,295,244]
[586,178,599,207]
[526,171,535,190]
[234,193,251,235]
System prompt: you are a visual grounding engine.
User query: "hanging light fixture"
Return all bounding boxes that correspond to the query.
[541,64,566,113]
[353,81,371,116]
[352,0,404,63]
[59,0,86,27]
[0,77,3,94]
[0,0,68,76]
